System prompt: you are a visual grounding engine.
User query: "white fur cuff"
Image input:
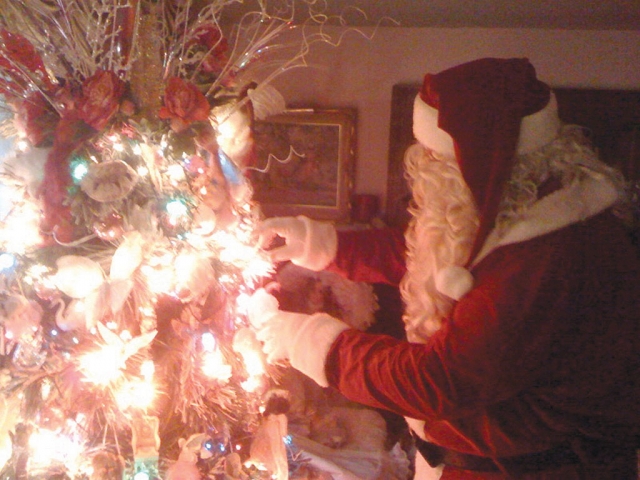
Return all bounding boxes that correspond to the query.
[413,92,560,157]
[289,312,349,387]
[295,216,338,271]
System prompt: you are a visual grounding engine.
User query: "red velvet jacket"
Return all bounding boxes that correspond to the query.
[325,212,640,477]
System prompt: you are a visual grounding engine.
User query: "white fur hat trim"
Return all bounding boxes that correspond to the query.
[413,92,560,156]
[434,265,474,300]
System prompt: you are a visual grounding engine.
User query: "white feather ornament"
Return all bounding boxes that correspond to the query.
[109,231,144,281]
[53,255,105,299]
[247,84,286,120]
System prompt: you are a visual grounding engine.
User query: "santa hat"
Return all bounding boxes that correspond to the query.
[413,58,561,299]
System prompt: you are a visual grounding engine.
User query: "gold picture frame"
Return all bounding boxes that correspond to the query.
[250,109,356,223]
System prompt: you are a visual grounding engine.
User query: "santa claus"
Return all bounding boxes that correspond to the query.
[251,58,640,479]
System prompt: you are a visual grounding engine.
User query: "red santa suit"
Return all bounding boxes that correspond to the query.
[324,59,640,479]
[253,59,640,479]
[324,205,640,479]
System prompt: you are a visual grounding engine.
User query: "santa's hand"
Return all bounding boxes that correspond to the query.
[248,289,349,387]
[254,309,309,364]
[246,288,280,330]
[256,215,337,271]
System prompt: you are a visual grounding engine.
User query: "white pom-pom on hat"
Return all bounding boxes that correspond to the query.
[434,265,474,300]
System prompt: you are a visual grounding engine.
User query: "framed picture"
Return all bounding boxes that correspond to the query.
[250,109,356,222]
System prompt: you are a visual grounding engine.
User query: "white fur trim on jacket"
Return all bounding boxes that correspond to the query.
[295,216,338,272]
[472,174,620,267]
[413,92,560,157]
[435,174,621,300]
[405,418,444,480]
[289,312,349,388]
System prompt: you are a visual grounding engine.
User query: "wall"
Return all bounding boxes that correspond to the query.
[270,27,640,214]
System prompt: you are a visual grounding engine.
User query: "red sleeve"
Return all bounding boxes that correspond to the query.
[324,229,581,421]
[325,213,640,456]
[326,226,407,286]
[327,242,560,420]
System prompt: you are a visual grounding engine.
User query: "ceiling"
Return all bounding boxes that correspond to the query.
[341,0,640,30]
[222,0,640,30]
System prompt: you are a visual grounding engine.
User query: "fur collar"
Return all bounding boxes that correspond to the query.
[472,175,620,267]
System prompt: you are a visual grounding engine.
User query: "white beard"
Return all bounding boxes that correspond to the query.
[400,144,479,343]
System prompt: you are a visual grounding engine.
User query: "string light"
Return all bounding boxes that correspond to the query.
[165,198,190,225]
[70,157,89,183]
[16,139,28,151]
[79,344,123,385]
[201,332,216,352]
[115,378,156,410]
[0,253,15,271]
[201,349,232,382]
[166,164,186,183]
[28,428,84,473]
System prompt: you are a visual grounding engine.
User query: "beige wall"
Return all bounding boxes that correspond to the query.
[270,27,640,214]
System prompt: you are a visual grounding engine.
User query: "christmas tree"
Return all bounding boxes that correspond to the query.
[0,1,360,478]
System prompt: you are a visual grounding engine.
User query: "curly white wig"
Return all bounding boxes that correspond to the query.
[400,124,626,343]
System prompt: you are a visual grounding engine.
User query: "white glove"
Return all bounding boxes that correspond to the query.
[248,288,349,387]
[257,215,337,271]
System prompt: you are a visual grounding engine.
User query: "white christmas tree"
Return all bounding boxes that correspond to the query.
[0,1,354,478]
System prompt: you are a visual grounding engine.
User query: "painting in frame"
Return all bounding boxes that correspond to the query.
[249,108,356,223]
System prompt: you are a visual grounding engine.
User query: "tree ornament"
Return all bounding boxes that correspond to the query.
[0,294,42,341]
[80,160,138,202]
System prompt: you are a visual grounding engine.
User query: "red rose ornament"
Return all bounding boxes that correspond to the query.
[78,69,126,131]
[159,77,210,133]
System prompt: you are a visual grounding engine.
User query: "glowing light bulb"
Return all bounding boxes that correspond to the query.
[115,379,155,410]
[141,360,155,379]
[201,349,232,382]
[241,376,262,392]
[71,160,89,183]
[79,345,123,385]
[0,253,16,270]
[28,428,84,472]
[166,199,189,224]
[201,332,216,352]
[167,164,185,183]
[16,139,28,151]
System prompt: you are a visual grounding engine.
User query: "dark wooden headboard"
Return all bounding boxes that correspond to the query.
[385,85,640,237]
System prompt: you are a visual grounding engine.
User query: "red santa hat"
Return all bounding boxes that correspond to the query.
[413,58,560,265]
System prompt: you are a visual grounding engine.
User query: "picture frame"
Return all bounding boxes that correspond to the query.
[250,108,356,223]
